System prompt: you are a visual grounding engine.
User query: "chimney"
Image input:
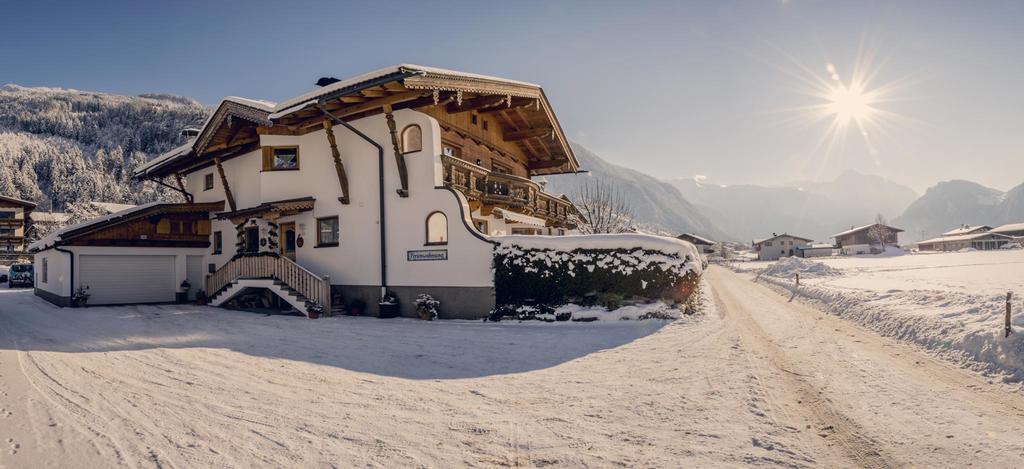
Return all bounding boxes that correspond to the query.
[316,77,340,87]
[772,232,777,237]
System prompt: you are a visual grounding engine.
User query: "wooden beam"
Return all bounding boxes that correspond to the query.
[299,92,428,131]
[173,173,193,203]
[201,137,260,154]
[478,97,535,113]
[213,157,237,212]
[322,118,351,204]
[339,96,368,103]
[383,104,410,197]
[528,158,570,171]
[503,127,553,142]
[445,95,507,114]
[256,125,302,136]
[360,89,388,98]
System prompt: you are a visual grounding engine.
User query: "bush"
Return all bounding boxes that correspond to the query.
[493,244,701,309]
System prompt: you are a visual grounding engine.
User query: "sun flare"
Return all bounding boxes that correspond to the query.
[826,82,874,124]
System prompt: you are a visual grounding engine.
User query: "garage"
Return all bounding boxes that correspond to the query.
[79,255,177,305]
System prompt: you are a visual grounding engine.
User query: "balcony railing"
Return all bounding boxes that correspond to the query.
[441,155,576,227]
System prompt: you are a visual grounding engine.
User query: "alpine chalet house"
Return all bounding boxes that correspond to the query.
[0,195,35,263]
[832,223,903,255]
[677,233,715,254]
[32,65,581,318]
[752,233,812,261]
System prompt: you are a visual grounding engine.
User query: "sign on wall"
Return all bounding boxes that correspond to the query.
[407,249,448,261]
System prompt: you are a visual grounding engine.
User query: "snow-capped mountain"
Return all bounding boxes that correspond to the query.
[544,143,728,240]
[893,180,1024,241]
[671,170,919,243]
[0,84,208,211]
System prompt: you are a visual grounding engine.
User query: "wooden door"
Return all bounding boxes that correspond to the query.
[280,222,297,261]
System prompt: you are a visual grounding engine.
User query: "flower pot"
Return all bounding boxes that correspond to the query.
[379,303,400,318]
[417,308,435,321]
[308,310,319,319]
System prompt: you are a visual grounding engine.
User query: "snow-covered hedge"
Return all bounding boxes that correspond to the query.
[492,234,705,310]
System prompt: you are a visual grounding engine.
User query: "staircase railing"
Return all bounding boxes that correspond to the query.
[206,254,331,308]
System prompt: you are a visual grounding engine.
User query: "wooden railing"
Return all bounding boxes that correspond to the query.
[206,254,331,308]
[441,155,577,227]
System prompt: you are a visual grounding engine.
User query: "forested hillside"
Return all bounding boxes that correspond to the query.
[0,84,209,210]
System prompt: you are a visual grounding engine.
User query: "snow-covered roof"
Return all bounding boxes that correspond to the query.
[89,201,137,213]
[752,233,814,245]
[941,225,991,236]
[0,194,37,209]
[678,233,715,245]
[990,222,1024,234]
[493,208,547,228]
[831,223,904,238]
[272,64,540,115]
[29,202,162,251]
[29,211,70,223]
[918,232,1015,245]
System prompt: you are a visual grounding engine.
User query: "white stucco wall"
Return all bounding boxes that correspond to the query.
[185,109,495,290]
[34,248,69,297]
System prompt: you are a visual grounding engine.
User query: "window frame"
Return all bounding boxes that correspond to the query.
[263,146,301,171]
[212,231,222,254]
[42,258,47,283]
[400,124,423,154]
[473,219,488,235]
[425,211,448,246]
[316,216,339,247]
[203,173,214,191]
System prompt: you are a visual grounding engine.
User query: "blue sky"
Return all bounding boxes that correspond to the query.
[3,0,1023,192]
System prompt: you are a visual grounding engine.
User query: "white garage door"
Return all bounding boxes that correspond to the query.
[79,255,176,305]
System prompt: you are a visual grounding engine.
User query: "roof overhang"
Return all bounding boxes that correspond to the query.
[215,197,315,224]
[0,195,37,210]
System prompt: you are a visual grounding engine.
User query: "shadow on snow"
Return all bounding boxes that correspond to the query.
[0,289,670,380]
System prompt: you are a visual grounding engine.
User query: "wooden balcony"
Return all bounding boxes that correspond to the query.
[441,155,576,227]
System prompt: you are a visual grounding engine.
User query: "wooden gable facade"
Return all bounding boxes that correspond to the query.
[58,203,223,248]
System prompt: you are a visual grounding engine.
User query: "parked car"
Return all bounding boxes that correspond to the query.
[8,263,34,288]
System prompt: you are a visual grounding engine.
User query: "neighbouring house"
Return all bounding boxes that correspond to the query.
[677,233,715,254]
[33,65,585,318]
[832,223,903,255]
[0,195,35,263]
[916,232,1015,251]
[796,243,834,258]
[990,222,1024,238]
[752,233,813,261]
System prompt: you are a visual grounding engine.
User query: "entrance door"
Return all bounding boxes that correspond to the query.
[245,227,260,253]
[280,222,296,261]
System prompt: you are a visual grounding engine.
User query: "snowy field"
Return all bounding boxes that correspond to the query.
[732,250,1024,383]
[0,284,827,468]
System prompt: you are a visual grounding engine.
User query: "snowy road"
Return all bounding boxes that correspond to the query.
[0,269,1023,468]
[708,265,1024,467]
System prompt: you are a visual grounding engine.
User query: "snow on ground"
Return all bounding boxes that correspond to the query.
[0,283,826,468]
[731,250,1024,383]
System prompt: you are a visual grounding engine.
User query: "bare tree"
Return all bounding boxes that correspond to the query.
[572,179,635,234]
[867,213,890,252]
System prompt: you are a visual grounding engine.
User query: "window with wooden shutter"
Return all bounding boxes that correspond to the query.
[156,218,171,234]
[262,147,273,171]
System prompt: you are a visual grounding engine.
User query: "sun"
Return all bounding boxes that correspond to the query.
[826,81,874,125]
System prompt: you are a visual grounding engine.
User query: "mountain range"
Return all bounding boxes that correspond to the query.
[893,180,1024,242]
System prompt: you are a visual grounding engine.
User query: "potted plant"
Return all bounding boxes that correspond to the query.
[415,293,440,320]
[72,286,91,308]
[378,292,400,318]
[195,289,208,306]
[304,300,324,319]
[177,279,191,304]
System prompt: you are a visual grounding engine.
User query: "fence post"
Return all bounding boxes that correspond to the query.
[1006,292,1013,338]
[795,273,800,288]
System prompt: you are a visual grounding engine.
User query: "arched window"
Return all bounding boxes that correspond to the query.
[401,124,422,154]
[425,211,448,245]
